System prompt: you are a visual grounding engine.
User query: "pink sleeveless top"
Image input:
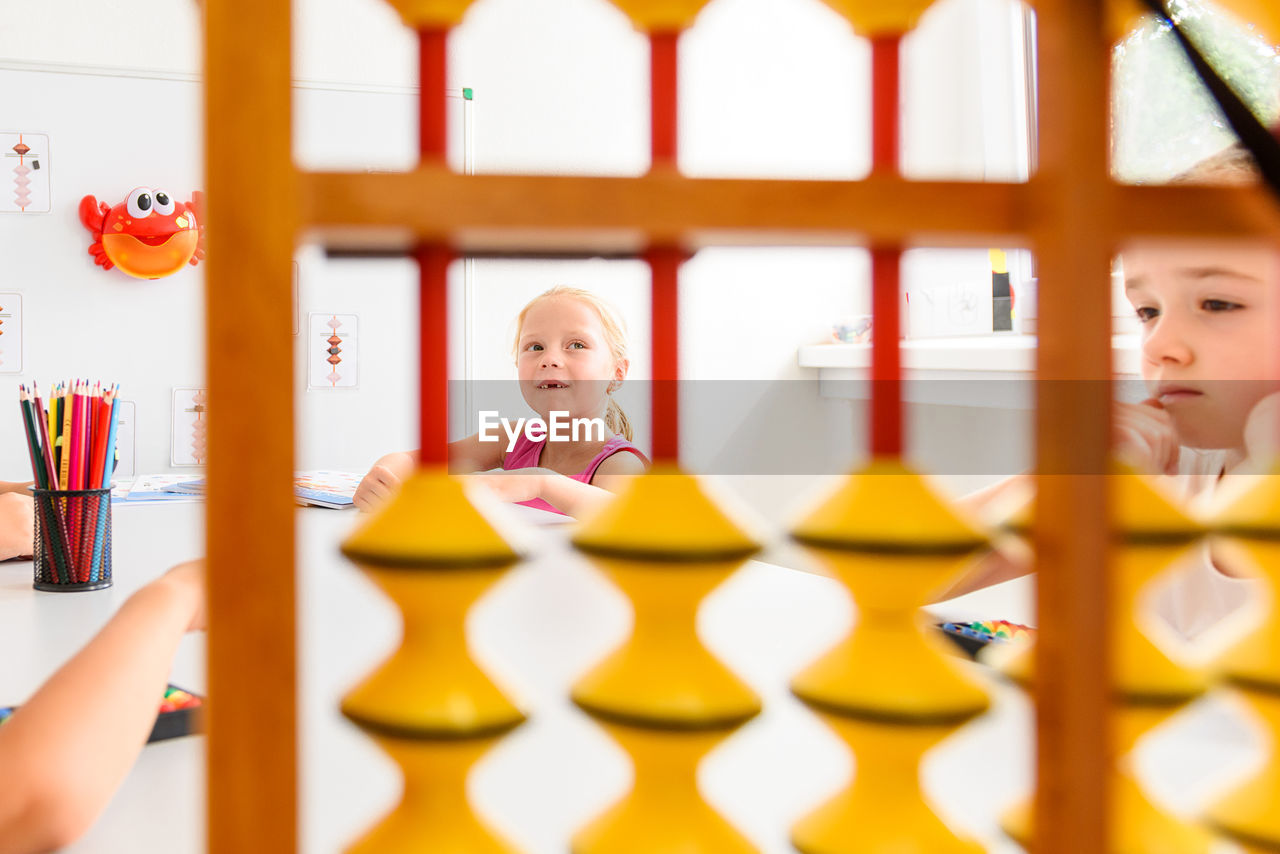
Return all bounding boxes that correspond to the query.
[502,433,648,515]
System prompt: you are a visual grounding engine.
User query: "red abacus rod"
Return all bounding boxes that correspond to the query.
[419,27,449,161]
[417,27,452,468]
[649,247,681,464]
[870,35,901,174]
[418,245,452,467]
[869,247,903,457]
[647,26,683,464]
[868,34,904,458]
[650,31,680,169]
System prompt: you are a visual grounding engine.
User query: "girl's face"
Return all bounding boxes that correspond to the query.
[1124,244,1279,449]
[516,296,627,422]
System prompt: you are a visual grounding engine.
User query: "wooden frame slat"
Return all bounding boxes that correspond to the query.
[204,0,299,851]
[299,169,1280,253]
[1031,1,1114,851]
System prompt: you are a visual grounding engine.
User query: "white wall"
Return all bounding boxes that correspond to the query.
[0,67,206,480]
[0,0,1033,502]
[0,67,464,479]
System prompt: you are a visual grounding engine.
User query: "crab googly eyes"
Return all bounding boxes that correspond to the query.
[153,191,175,216]
[126,187,154,218]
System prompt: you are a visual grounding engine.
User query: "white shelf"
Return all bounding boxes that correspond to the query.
[798,334,1142,409]
[798,334,1140,375]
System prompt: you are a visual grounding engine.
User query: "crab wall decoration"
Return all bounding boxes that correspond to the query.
[79,187,206,279]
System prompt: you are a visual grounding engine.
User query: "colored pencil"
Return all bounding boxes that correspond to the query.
[33,385,56,490]
[33,383,76,578]
[77,383,98,577]
[18,387,42,490]
[90,388,119,583]
[100,385,120,488]
[46,387,57,479]
[72,381,87,490]
[19,387,62,583]
[58,384,72,491]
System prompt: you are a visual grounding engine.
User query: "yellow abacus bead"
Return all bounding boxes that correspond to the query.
[791,456,989,553]
[814,0,939,37]
[1215,0,1280,44]
[790,549,990,721]
[571,464,763,726]
[342,468,520,567]
[572,463,760,559]
[1106,0,1154,43]
[607,0,715,32]
[572,723,758,854]
[380,0,478,29]
[794,714,985,854]
[346,735,521,854]
[1207,690,1280,850]
[1105,0,1278,45]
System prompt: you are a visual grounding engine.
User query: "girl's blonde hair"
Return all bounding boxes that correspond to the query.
[512,286,634,441]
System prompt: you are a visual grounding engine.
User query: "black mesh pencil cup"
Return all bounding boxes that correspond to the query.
[33,486,112,592]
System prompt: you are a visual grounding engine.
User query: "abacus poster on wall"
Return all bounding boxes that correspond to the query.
[0,293,23,374]
[0,133,50,213]
[308,313,358,389]
[171,388,208,467]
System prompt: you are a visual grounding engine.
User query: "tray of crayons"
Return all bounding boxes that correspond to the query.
[935,620,1035,659]
[0,685,203,744]
[19,382,123,591]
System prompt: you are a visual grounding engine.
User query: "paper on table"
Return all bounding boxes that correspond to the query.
[292,471,360,509]
[117,475,205,504]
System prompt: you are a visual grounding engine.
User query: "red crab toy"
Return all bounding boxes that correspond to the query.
[79,187,205,279]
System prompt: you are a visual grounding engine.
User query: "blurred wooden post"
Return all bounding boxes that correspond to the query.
[1031,1,1113,851]
[204,0,299,850]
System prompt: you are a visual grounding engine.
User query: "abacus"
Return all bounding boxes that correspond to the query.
[201,1,1280,853]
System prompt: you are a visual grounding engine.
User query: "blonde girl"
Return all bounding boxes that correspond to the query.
[355,286,648,517]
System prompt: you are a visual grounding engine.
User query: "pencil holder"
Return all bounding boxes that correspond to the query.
[32,487,112,592]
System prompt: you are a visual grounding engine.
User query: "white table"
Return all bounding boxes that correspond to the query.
[0,502,1256,853]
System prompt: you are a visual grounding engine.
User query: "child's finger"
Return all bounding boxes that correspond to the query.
[354,476,389,511]
[1123,413,1178,475]
[1113,412,1176,475]
[1113,423,1153,469]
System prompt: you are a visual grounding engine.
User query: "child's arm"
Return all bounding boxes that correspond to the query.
[470,451,646,518]
[0,493,33,561]
[0,560,205,854]
[938,399,1179,601]
[933,474,1034,601]
[354,434,511,512]
[952,473,1030,519]
[448,433,506,473]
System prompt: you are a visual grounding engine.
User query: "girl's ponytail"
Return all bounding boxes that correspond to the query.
[604,394,633,441]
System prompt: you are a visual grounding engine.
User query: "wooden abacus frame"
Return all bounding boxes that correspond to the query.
[202,1,1280,852]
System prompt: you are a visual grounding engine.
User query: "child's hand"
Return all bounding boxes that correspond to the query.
[1243,392,1280,466]
[158,559,207,632]
[467,468,549,504]
[354,464,402,512]
[0,493,34,561]
[1114,399,1180,476]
